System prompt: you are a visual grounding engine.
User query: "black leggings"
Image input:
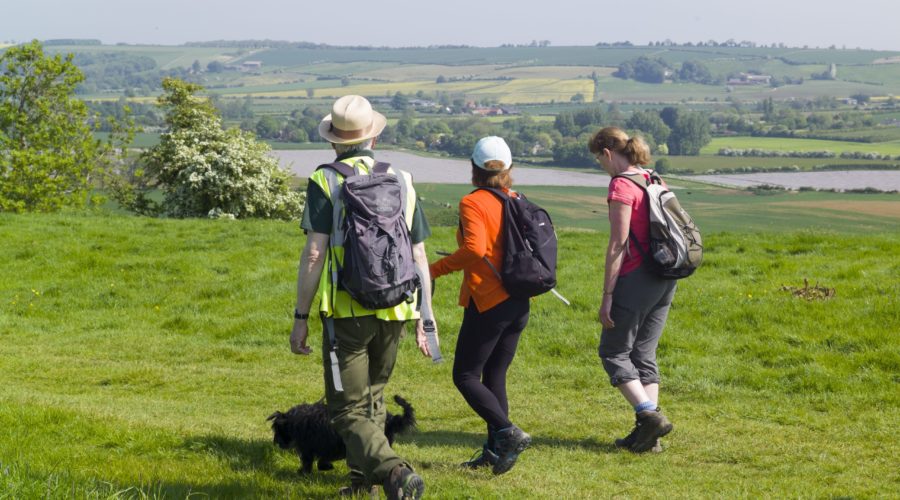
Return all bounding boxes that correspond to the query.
[452,297,530,431]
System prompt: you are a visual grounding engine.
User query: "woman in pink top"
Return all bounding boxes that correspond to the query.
[589,127,677,453]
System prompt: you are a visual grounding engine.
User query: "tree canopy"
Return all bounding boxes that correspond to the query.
[0,40,111,212]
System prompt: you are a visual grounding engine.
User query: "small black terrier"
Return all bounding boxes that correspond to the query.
[268,395,416,474]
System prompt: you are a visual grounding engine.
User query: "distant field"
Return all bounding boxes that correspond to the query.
[356,64,610,82]
[24,43,900,106]
[246,46,900,68]
[796,127,900,143]
[254,78,596,104]
[45,44,235,70]
[415,181,900,233]
[703,137,900,156]
[661,155,899,173]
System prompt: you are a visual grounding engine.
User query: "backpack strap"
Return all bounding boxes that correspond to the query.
[612,171,652,262]
[613,172,650,190]
[317,161,355,178]
[316,162,356,393]
[467,187,508,282]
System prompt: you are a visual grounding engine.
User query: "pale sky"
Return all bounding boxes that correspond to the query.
[2,0,898,50]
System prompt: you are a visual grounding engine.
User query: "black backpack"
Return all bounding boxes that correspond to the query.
[475,188,557,299]
[318,161,419,310]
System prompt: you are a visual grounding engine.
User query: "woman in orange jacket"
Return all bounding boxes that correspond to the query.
[430,136,531,475]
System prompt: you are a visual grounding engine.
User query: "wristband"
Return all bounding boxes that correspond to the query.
[294,309,310,320]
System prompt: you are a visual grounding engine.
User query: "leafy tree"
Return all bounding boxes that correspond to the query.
[391,92,410,111]
[256,115,281,139]
[760,97,776,120]
[654,157,671,174]
[660,107,681,128]
[206,60,225,73]
[0,40,120,212]
[626,110,671,147]
[615,57,669,84]
[552,135,595,166]
[138,78,303,219]
[667,111,712,155]
[678,60,714,84]
[554,112,577,137]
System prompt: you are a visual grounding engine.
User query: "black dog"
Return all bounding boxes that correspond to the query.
[268,395,416,474]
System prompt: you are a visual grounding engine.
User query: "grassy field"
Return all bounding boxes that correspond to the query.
[660,154,900,173]
[415,181,900,233]
[1,190,899,497]
[250,78,596,105]
[703,136,900,156]
[45,44,235,70]
[33,42,900,108]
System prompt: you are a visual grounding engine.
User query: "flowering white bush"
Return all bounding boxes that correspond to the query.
[142,78,304,220]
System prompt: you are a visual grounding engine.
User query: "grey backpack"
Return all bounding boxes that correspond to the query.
[318,161,420,310]
[617,170,703,279]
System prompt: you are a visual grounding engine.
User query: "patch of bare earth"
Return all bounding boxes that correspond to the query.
[771,200,900,218]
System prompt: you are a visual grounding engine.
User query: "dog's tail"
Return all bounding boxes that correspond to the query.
[386,395,416,439]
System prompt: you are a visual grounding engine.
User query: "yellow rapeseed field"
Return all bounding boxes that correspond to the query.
[254,78,595,104]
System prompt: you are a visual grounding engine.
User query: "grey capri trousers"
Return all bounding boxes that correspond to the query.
[598,265,677,387]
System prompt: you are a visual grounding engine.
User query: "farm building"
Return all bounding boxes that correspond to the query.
[727,73,772,85]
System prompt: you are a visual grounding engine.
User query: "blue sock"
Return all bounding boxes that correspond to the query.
[634,400,657,413]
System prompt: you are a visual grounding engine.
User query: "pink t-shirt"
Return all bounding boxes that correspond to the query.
[607,172,651,276]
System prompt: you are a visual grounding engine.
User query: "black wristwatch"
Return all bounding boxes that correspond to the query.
[294,309,310,320]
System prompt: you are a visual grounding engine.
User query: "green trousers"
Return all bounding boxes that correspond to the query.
[322,315,408,484]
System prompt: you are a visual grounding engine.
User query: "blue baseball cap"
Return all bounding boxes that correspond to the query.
[472,136,512,171]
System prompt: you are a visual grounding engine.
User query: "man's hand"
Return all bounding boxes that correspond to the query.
[290,319,312,355]
[415,318,438,357]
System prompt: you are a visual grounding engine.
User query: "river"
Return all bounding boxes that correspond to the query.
[272,150,900,191]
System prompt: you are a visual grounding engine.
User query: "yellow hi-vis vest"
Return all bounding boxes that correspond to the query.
[310,155,420,321]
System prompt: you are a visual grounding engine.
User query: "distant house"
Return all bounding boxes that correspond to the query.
[241,61,263,71]
[471,106,508,116]
[409,99,439,108]
[726,73,772,85]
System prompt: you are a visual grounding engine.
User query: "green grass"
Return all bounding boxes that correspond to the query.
[660,154,900,173]
[416,182,900,233]
[703,136,900,156]
[1,206,898,498]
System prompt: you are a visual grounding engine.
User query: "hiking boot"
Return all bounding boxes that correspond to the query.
[461,444,499,469]
[383,465,425,500]
[492,425,532,475]
[338,484,378,498]
[631,409,673,453]
[614,425,663,453]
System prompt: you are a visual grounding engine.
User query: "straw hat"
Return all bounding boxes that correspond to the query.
[318,95,387,144]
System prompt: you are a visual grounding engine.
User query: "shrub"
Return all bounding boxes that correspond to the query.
[132,78,304,220]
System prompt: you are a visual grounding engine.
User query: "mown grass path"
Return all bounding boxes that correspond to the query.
[1,213,897,498]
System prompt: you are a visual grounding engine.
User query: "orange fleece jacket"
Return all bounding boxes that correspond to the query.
[429,188,515,313]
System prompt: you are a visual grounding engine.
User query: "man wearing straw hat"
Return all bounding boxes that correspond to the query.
[289,95,436,499]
